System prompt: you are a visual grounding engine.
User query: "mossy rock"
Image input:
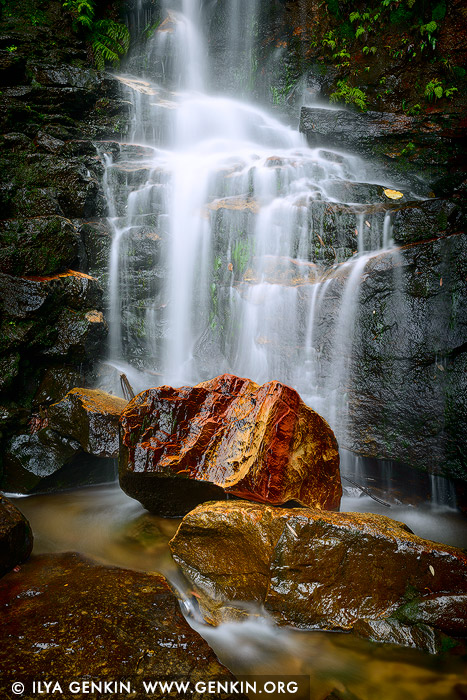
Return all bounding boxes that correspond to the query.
[0,216,80,276]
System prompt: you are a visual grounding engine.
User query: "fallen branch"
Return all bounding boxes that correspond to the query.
[120,373,135,401]
[342,475,391,507]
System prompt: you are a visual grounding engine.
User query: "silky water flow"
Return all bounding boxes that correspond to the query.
[97,0,460,519]
[99,0,425,452]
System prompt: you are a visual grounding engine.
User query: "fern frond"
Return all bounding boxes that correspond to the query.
[91,39,119,69]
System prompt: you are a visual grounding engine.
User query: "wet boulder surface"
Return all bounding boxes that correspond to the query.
[0,495,33,577]
[2,427,117,495]
[0,552,246,700]
[119,373,341,516]
[169,500,467,652]
[48,387,128,458]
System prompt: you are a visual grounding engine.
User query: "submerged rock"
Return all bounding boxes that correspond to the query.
[0,552,245,700]
[0,496,33,577]
[119,374,341,516]
[169,501,467,651]
[48,388,128,458]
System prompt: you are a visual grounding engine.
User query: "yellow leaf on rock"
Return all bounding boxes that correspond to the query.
[384,189,404,200]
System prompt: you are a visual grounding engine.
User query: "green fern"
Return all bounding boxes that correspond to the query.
[62,1,130,70]
[330,80,368,111]
[90,19,130,69]
[63,0,94,29]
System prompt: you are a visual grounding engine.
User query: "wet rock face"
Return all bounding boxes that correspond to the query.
[169,501,467,651]
[0,2,131,492]
[391,199,463,245]
[0,552,245,700]
[0,217,80,276]
[0,269,108,492]
[48,388,128,458]
[0,496,33,578]
[347,231,467,481]
[0,269,103,318]
[299,105,465,188]
[119,374,341,517]
[3,429,81,492]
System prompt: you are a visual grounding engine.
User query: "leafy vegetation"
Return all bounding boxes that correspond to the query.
[300,0,464,112]
[0,0,130,70]
[62,0,130,69]
[330,80,368,111]
[424,78,457,101]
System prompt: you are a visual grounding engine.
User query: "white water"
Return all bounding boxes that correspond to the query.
[98,0,426,453]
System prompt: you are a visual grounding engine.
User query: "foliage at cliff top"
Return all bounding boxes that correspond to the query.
[276,0,466,112]
[0,0,130,70]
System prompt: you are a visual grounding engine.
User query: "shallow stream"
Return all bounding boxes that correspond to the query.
[11,477,467,700]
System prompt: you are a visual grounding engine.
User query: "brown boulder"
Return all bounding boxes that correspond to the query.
[169,501,467,650]
[0,496,33,577]
[119,373,341,516]
[48,388,128,458]
[0,552,245,700]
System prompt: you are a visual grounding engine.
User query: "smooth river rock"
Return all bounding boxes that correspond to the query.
[0,552,245,700]
[119,373,341,516]
[169,501,467,651]
[48,387,128,458]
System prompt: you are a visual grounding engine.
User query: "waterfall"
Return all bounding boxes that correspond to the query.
[99,0,424,448]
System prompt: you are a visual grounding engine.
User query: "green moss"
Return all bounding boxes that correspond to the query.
[232,237,254,275]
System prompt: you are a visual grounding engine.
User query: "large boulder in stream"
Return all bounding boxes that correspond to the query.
[2,428,117,495]
[169,501,467,652]
[119,374,341,517]
[0,496,33,577]
[48,387,128,458]
[0,552,245,700]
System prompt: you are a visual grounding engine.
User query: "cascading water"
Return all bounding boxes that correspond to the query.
[99,0,426,455]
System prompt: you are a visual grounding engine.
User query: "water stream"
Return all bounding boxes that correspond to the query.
[11,483,467,700]
[97,0,430,456]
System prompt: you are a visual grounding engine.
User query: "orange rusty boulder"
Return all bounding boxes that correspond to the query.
[49,387,128,458]
[119,373,341,516]
[169,501,467,651]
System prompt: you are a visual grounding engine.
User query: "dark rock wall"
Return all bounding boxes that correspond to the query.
[298,104,466,482]
[348,231,466,481]
[0,0,130,491]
